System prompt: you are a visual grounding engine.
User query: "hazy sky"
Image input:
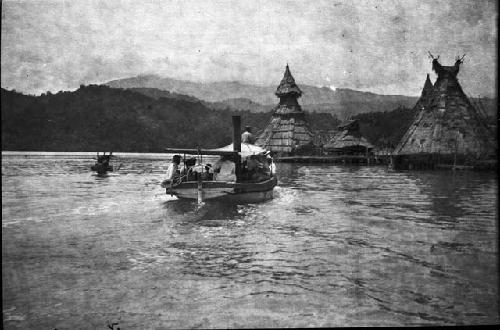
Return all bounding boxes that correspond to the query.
[1,0,497,97]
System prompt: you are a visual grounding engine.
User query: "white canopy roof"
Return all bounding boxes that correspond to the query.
[211,143,268,158]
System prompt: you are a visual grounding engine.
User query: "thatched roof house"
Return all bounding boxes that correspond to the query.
[324,119,374,155]
[393,56,496,159]
[255,64,313,155]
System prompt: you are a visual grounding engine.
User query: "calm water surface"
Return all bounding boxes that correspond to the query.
[2,153,498,328]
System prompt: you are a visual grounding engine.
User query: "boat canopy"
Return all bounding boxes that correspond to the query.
[212,143,267,158]
[166,143,268,158]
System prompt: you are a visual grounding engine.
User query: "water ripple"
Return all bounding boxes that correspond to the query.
[2,155,498,327]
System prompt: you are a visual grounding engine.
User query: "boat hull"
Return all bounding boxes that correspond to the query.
[163,176,277,202]
[91,164,113,174]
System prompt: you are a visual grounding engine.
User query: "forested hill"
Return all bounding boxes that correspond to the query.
[1,86,340,152]
[352,107,419,150]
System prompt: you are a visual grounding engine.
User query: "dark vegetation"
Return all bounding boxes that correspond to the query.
[1,86,344,152]
[10,84,470,153]
[352,106,418,150]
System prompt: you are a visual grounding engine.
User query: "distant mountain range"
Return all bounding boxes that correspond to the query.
[105,74,496,119]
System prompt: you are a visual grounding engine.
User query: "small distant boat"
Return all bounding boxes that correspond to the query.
[91,152,113,174]
[161,116,277,202]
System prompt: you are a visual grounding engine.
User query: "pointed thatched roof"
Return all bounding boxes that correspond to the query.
[324,131,374,151]
[256,64,313,154]
[393,57,495,158]
[394,74,435,153]
[420,74,433,104]
[275,64,302,97]
[337,119,359,131]
[324,119,374,151]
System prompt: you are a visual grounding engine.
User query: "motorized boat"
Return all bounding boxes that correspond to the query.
[161,116,277,203]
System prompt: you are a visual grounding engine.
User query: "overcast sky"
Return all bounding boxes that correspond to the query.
[1,0,497,97]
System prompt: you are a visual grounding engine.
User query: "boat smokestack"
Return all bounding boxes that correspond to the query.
[232,116,241,181]
[232,116,241,152]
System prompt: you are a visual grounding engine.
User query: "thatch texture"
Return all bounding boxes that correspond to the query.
[324,119,374,154]
[313,130,337,146]
[275,64,302,97]
[393,58,496,158]
[417,74,434,109]
[324,131,374,150]
[256,65,313,154]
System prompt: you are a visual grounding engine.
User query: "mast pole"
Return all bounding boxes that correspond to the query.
[232,116,242,182]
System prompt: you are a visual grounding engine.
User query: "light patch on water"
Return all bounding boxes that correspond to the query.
[3,307,26,322]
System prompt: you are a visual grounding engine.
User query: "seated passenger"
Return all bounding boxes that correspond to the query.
[246,155,260,172]
[182,157,198,181]
[165,154,181,183]
[213,156,236,182]
[244,154,272,182]
[200,164,214,181]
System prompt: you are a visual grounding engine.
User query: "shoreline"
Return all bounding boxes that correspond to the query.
[1,151,174,160]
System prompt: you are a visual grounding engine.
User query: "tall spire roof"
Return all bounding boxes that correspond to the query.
[422,74,433,95]
[256,64,313,155]
[418,73,434,106]
[275,64,302,97]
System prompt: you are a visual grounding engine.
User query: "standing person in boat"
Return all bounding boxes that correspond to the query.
[213,155,236,182]
[266,151,276,175]
[241,126,255,144]
[103,152,112,168]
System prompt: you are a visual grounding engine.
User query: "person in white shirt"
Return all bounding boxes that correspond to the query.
[241,126,255,144]
[213,156,236,182]
[266,152,276,175]
[166,155,181,182]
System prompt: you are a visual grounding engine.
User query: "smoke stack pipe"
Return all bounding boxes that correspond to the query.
[232,116,241,181]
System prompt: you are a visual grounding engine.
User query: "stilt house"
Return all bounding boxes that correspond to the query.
[255,64,313,156]
[392,56,496,169]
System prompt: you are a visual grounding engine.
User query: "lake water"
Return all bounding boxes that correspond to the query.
[2,153,498,328]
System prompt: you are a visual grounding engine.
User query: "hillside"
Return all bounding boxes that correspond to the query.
[105,75,418,117]
[0,86,340,152]
[209,98,270,113]
[126,88,272,113]
[106,75,497,119]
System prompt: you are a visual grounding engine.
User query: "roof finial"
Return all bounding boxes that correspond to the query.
[455,54,466,64]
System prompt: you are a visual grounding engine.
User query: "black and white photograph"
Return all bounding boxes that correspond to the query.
[1,0,498,328]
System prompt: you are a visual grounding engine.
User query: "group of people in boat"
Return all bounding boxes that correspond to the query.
[165,126,275,184]
[165,155,215,182]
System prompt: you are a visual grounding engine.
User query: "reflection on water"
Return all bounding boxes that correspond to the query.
[1,154,498,328]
